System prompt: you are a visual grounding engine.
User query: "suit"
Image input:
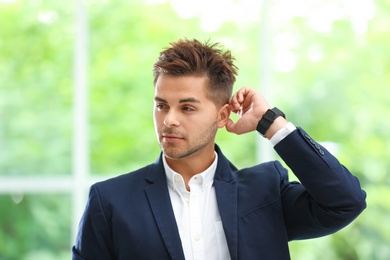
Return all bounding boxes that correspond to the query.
[72,127,366,259]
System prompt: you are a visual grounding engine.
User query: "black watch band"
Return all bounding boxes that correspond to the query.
[256,107,286,137]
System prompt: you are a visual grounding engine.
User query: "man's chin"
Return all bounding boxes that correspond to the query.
[162,148,183,160]
[163,149,193,160]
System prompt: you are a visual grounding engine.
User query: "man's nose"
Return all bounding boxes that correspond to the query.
[164,109,180,127]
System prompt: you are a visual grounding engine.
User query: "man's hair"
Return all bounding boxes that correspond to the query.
[153,39,238,108]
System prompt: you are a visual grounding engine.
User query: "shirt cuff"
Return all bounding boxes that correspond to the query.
[269,122,296,146]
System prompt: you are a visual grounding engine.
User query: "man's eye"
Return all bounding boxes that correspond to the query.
[156,104,167,110]
[182,106,194,111]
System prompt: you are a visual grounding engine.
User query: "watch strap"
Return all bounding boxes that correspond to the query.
[256,107,286,137]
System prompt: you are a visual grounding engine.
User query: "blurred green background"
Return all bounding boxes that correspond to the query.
[0,0,389,259]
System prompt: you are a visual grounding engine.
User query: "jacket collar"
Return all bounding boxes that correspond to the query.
[213,144,238,259]
[144,159,186,260]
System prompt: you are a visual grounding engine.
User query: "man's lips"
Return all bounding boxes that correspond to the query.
[162,134,184,141]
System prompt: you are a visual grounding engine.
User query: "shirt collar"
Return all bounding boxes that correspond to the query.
[163,152,218,191]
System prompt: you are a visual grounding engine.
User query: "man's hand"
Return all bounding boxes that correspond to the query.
[225,87,288,138]
[225,87,270,135]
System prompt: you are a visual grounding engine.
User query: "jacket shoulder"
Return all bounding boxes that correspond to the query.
[236,161,289,182]
[236,161,290,206]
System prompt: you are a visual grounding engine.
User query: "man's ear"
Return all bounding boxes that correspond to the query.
[217,104,231,128]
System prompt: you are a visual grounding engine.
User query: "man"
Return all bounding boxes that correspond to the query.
[72,39,366,260]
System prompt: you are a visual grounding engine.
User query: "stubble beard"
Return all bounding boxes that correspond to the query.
[159,120,218,160]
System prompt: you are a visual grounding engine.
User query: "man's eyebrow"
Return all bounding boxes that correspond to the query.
[154,97,201,104]
[154,97,167,103]
[179,97,201,104]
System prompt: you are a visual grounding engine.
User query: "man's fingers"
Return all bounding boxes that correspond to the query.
[229,94,240,111]
[230,87,248,111]
[225,119,236,133]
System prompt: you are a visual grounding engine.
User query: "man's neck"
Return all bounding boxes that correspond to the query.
[164,147,216,190]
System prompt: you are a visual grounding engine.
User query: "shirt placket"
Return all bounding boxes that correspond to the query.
[189,176,204,260]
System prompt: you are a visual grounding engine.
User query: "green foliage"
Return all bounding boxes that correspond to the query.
[0,1,74,176]
[0,194,71,260]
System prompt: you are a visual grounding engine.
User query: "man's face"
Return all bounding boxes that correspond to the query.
[154,74,223,160]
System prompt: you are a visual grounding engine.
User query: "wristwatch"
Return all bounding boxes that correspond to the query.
[256,107,286,137]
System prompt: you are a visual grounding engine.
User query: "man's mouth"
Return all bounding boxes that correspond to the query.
[162,134,184,142]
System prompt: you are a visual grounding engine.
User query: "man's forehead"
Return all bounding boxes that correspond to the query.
[154,79,207,100]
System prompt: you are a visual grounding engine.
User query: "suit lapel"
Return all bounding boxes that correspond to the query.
[214,146,238,260]
[144,157,185,260]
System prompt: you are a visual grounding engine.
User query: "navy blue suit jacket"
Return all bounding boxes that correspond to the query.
[72,128,366,259]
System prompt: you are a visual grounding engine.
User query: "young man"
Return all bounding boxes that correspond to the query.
[72,39,366,260]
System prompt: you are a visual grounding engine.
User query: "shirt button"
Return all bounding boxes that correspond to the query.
[174,175,181,182]
[194,235,201,241]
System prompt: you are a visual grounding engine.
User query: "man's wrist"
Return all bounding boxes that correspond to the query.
[269,122,296,146]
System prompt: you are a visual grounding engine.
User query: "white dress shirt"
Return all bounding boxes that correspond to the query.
[163,122,296,260]
[163,153,230,260]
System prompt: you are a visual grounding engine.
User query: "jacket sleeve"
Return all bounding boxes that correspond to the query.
[72,184,116,260]
[273,127,366,240]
